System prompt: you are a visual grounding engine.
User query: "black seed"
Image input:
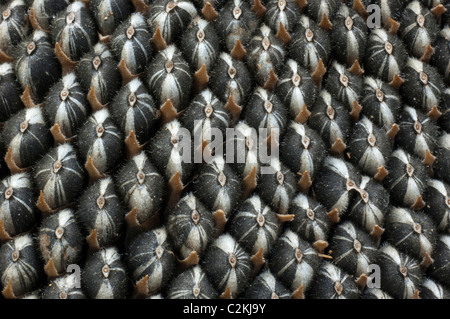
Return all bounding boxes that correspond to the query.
[331,4,368,67]
[82,246,129,299]
[360,76,402,131]
[166,265,218,299]
[2,107,52,169]
[0,233,43,298]
[313,156,361,216]
[110,12,152,76]
[348,175,390,234]
[146,44,193,112]
[433,138,450,189]
[227,194,281,257]
[37,209,84,275]
[209,52,253,106]
[193,156,242,218]
[110,78,158,145]
[427,235,450,287]
[373,0,409,29]
[423,179,450,234]
[257,158,297,215]
[400,58,443,115]
[280,121,327,179]
[243,87,288,139]
[438,88,450,133]
[42,273,86,299]
[166,192,215,259]
[89,0,133,37]
[127,227,176,296]
[0,63,24,122]
[181,88,230,144]
[147,119,195,185]
[115,152,166,225]
[395,106,439,161]
[325,61,362,111]
[430,26,450,86]
[308,89,351,150]
[264,0,300,34]
[30,0,69,32]
[383,149,429,208]
[76,176,125,248]
[225,121,260,179]
[347,116,392,177]
[399,1,439,59]
[50,1,97,62]
[202,233,252,298]
[44,72,89,139]
[77,109,124,175]
[180,17,220,73]
[376,243,423,299]
[147,0,197,45]
[242,269,291,299]
[213,0,259,53]
[276,59,317,120]
[328,220,378,278]
[383,207,436,263]
[0,0,30,58]
[268,229,320,293]
[306,0,341,25]
[14,30,62,104]
[288,192,332,244]
[309,262,360,299]
[245,24,286,87]
[76,43,121,106]
[34,143,86,210]
[364,28,407,83]
[289,15,330,74]
[0,172,37,237]
[419,278,450,299]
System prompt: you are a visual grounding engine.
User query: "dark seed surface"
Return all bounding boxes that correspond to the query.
[0,0,448,301]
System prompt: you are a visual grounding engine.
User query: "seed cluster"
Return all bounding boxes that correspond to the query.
[0,0,449,300]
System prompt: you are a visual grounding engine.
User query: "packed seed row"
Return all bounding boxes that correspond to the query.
[0,0,449,299]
